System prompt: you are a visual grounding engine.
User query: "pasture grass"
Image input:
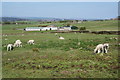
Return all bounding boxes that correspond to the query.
[2,20,119,78]
[2,32,119,78]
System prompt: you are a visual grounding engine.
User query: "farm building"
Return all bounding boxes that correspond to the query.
[42,27,58,31]
[25,27,43,31]
[25,27,58,31]
[58,26,71,31]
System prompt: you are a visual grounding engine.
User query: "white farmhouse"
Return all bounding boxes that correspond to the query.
[58,26,71,31]
[25,27,58,31]
[25,27,43,31]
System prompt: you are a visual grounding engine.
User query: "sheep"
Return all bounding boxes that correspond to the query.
[118,43,120,45]
[103,43,109,53]
[27,40,34,45]
[15,40,21,43]
[109,37,118,40]
[94,43,109,54]
[13,40,22,47]
[94,44,104,54]
[7,44,14,51]
[5,38,8,40]
[78,42,81,45]
[59,36,65,40]
[113,37,118,40]
[55,33,58,36]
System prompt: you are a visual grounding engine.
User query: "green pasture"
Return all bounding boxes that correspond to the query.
[2,20,119,78]
[2,20,118,33]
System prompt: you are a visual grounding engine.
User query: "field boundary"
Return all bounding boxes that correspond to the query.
[51,31,120,35]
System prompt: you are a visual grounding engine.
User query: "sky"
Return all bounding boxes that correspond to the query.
[2,2,118,19]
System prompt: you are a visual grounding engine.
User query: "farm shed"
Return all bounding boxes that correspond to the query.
[25,27,58,31]
[58,26,71,31]
[42,27,58,31]
[25,27,43,31]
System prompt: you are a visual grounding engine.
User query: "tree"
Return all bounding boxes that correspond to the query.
[71,26,78,30]
[79,27,86,31]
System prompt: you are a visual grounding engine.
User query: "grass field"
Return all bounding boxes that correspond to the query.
[2,20,119,78]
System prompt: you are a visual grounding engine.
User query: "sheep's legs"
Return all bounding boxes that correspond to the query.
[97,49,101,54]
[104,49,108,53]
[7,47,9,51]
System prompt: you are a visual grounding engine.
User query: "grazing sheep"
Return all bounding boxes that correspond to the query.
[27,40,34,45]
[78,42,81,45]
[15,40,21,43]
[55,33,58,36]
[14,40,22,47]
[113,37,118,40]
[59,36,65,40]
[103,43,109,53]
[118,43,120,45]
[7,44,14,51]
[109,37,118,40]
[5,38,8,40]
[94,43,109,54]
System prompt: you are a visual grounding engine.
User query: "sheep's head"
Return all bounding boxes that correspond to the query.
[104,43,109,49]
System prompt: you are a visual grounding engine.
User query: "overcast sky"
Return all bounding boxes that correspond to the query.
[2,2,118,19]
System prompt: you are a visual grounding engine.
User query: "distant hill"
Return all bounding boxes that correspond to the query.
[1,17,29,22]
[23,17,63,21]
[1,17,63,22]
[1,17,112,22]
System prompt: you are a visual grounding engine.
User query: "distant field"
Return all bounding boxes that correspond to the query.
[2,20,119,78]
[2,20,118,34]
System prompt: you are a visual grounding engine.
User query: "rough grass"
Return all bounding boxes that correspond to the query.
[2,20,119,78]
[2,33,119,78]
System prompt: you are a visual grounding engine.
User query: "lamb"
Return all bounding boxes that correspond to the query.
[15,40,21,43]
[27,40,35,45]
[59,36,65,40]
[103,43,109,53]
[94,43,109,54]
[7,44,14,51]
[55,33,58,36]
[13,42,22,47]
[14,40,22,47]
[5,38,8,40]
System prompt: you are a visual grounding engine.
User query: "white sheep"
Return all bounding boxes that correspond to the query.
[14,40,22,47]
[15,40,21,43]
[94,43,109,54]
[5,38,8,40]
[55,33,58,36]
[59,36,65,40]
[7,44,14,51]
[103,43,109,53]
[27,40,34,45]
[118,43,120,45]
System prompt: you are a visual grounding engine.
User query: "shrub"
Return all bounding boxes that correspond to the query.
[32,48,39,52]
[71,26,78,30]
[79,27,86,31]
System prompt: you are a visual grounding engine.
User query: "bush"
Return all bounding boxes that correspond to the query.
[71,26,78,30]
[3,22,11,24]
[79,27,86,31]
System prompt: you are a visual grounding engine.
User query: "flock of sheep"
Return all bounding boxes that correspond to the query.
[7,40,34,51]
[6,33,64,51]
[6,33,110,56]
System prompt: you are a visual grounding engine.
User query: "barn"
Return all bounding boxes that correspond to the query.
[58,26,71,31]
[25,27,58,31]
[25,27,43,31]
